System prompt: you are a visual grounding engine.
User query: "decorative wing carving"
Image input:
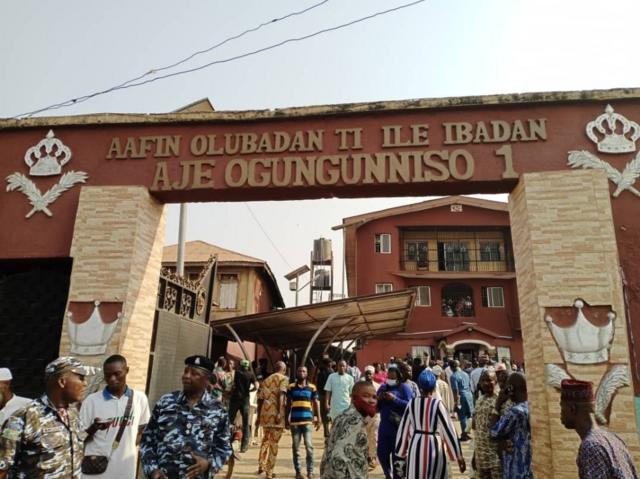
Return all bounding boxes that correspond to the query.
[594,364,630,425]
[567,150,640,197]
[615,152,640,197]
[545,363,572,389]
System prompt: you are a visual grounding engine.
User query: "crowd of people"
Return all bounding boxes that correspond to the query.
[0,351,637,479]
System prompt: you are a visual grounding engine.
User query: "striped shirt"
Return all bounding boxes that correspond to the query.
[287,381,318,426]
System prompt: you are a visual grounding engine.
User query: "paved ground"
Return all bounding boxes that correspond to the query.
[228,422,474,478]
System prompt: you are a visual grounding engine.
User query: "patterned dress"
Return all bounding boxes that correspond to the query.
[140,390,232,478]
[472,394,501,478]
[490,401,532,479]
[320,405,369,478]
[577,428,638,479]
[394,396,462,479]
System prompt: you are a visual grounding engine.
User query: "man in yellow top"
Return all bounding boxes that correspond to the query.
[257,361,289,479]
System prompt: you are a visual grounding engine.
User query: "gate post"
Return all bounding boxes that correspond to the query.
[59,186,166,391]
[509,170,640,477]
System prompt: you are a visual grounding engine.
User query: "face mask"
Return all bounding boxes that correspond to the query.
[353,395,377,417]
[386,379,397,386]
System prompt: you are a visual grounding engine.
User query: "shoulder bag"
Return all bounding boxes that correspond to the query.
[81,391,134,475]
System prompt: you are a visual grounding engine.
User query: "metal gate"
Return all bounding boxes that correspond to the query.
[0,259,71,397]
[146,256,216,406]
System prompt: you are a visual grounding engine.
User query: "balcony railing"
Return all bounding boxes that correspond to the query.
[400,247,515,273]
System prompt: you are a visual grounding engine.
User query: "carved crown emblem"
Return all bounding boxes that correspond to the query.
[586,104,640,154]
[24,130,72,176]
[545,299,616,364]
[67,301,122,356]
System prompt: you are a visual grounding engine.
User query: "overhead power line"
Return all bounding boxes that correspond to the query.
[244,203,293,270]
[12,0,330,118]
[13,0,425,118]
[111,0,331,90]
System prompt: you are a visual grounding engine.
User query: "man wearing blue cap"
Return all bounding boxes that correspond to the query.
[140,355,232,479]
[0,356,90,479]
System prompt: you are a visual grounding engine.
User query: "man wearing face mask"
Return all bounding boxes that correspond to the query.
[376,365,414,479]
[0,357,91,479]
[320,382,377,478]
[360,365,381,470]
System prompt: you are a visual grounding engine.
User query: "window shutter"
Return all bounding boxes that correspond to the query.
[220,275,238,309]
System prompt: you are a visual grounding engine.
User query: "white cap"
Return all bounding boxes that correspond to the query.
[0,368,12,381]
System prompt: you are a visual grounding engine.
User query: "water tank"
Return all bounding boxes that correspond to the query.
[312,238,333,263]
[313,269,331,288]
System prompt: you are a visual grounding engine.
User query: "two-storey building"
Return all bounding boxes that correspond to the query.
[338,196,523,366]
[162,240,285,360]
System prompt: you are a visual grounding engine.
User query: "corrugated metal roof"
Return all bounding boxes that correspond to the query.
[211,289,416,350]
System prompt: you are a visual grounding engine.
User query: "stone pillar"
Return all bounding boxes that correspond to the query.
[509,170,640,478]
[59,186,166,391]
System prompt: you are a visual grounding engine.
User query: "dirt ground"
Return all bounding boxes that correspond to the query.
[227,420,474,478]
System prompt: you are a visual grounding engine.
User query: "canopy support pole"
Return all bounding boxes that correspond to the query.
[336,335,361,361]
[321,318,359,355]
[256,333,276,370]
[301,306,348,367]
[225,324,258,377]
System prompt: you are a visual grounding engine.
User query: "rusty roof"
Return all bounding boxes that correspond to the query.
[162,240,265,265]
[211,289,416,350]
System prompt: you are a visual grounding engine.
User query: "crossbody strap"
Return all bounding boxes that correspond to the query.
[110,390,134,453]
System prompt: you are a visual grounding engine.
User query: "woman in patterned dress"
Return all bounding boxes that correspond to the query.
[472,369,502,479]
[395,369,466,479]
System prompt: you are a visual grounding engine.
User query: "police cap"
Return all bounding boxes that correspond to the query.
[185,355,214,373]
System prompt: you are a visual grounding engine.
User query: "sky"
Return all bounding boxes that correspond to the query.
[2,0,639,306]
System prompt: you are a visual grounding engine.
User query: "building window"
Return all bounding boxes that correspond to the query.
[482,286,505,308]
[406,241,428,268]
[413,286,431,306]
[442,282,474,317]
[411,345,435,359]
[219,274,239,309]
[497,346,512,364]
[375,233,391,254]
[479,241,502,262]
[375,283,393,294]
[438,241,470,271]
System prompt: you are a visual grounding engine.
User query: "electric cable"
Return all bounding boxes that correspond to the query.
[112,0,331,90]
[11,0,330,118]
[12,0,425,118]
[244,203,293,269]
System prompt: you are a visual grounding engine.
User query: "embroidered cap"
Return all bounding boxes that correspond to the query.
[560,379,594,403]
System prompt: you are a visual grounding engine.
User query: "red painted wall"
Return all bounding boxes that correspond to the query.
[352,203,523,366]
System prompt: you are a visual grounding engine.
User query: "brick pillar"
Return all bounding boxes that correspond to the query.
[509,170,640,478]
[59,186,166,391]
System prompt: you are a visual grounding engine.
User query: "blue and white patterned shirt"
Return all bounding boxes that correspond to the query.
[490,401,533,479]
[140,390,232,478]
